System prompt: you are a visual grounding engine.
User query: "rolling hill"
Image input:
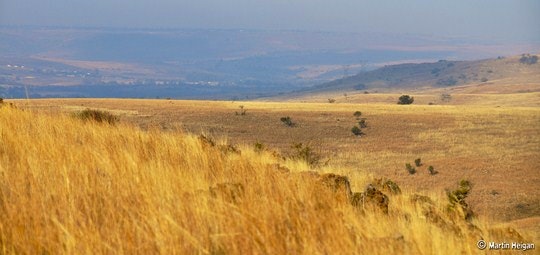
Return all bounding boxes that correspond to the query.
[296,54,540,96]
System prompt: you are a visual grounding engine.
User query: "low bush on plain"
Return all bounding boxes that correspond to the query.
[351,126,363,136]
[397,95,414,105]
[414,158,422,167]
[290,143,321,167]
[447,179,474,221]
[358,119,367,128]
[428,166,438,175]
[405,163,416,175]
[280,116,294,127]
[73,109,119,125]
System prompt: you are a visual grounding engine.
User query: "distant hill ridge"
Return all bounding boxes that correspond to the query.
[305,53,540,94]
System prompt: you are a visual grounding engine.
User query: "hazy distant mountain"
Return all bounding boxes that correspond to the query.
[0,27,538,99]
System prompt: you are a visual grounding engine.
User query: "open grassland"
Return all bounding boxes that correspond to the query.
[12,97,540,228]
[0,104,537,254]
[275,91,540,107]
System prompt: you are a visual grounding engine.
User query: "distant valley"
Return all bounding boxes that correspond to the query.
[0,27,538,99]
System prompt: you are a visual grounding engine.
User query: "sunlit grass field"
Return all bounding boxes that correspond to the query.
[2,95,539,254]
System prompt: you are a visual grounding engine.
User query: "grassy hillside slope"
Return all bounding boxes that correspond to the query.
[294,54,540,96]
[0,103,536,254]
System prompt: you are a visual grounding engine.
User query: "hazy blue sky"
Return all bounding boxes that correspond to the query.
[1,0,539,41]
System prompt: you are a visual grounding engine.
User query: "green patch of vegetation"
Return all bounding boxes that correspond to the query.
[353,111,362,118]
[73,109,119,125]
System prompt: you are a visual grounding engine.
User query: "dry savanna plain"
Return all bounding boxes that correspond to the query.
[1,91,539,254]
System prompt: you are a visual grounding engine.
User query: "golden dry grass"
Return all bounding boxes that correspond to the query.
[0,103,536,254]
[12,98,540,223]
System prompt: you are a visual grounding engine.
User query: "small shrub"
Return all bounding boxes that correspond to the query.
[414,158,422,167]
[354,84,366,90]
[198,134,216,147]
[328,98,336,103]
[351,126,363,136]
[428,166,438,175]
[405,163,416,175]
[353,111,362,118]
[358,119,367,128]
[440,93,452,102]
[480,77,488,82]
[374,178,402,195]
[397,95,414,105]
[447,180,471,210]
[446,179,474,220]
[290,143,321,167]
[235,105,246,116]
[519,54,538,65]
[280,116,294,127]
[436,76,458,86]
[219,144,241,155]
[74,109,118,125]
[254,142,265,153]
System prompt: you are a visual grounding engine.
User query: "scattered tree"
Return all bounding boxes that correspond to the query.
[519,54,538,65]
[328,98,336,103]
[353,111,362,118]
[397,95,414,105]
